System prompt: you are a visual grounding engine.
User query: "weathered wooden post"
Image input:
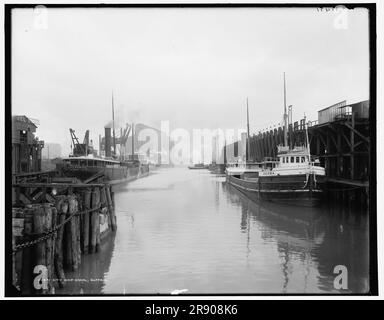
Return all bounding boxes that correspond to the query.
[82,189,91,254]
[33,204,53,294]
[73,196,81,269]
[100,206,109,238]
[43,203,54,293]
[111,188,115,210]
[106,185,117,231]
[12,208,24,292]
[20,207,34,295]
[111,188,116,230]
[65,195,79,271]
[102,185,112,229]
[90,188,100,253]
[33,205,46,294]
[100,185,111,230]
[100,186,107,207]
[75,196,81,266]
[77,192,84,255]
[54,197,67,288]
[12,209,17,289]
[96,187,101,252]
[64,199,72,270]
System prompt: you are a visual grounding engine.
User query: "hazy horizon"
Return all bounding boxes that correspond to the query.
[12,7,370,155]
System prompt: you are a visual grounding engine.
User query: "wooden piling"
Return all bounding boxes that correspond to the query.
[12,208,24,292]
[14,181,119,294]
[65,196,79,271]
[75,198,81,266]
[103,186,112,229]
[33,204,50,294]
[12,210,17,289]
[100,206,108,239]
[95,188,101,252]
[100,186,107,206]
[111,188,116,231]
[54,197,67,288]
[21,207,34,295]
[78,193,84,255]
[111,188,115,210]
[82,189,91,254]
[74,196,81,269]
[89,189,99,253]
[106,185,117,231]
[43,203,54,293]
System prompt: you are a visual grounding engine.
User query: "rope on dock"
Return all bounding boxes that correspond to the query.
[12,204,101,253]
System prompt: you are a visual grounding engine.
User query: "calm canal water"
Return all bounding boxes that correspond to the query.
[59,167,370,294]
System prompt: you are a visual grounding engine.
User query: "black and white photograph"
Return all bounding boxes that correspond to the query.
[4,3,377,297]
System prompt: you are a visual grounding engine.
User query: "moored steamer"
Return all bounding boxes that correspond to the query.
[258,146,325,204]
[58,155,146,184]
[226,147,326,206]
[226,73,326,206]
[57,93,150,184]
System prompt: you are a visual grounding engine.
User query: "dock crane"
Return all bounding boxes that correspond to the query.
[116,124,131,160]
[69,128,94,157]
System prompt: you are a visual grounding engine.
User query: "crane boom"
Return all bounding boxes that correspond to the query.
[69,128,93,156]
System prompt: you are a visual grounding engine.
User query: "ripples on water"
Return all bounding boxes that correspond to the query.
[59,167,370,294]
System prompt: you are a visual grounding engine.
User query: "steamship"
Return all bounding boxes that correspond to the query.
[226,74,326,206]
[57,95,149,184]
[60,156,149,183]
[226,147,326,205]
[59,154,148,184]
[58,125,149,184]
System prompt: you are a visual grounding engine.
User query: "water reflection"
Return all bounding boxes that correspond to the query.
[224,182,369,293]
[59,167,369,294]
[56,232,116,295]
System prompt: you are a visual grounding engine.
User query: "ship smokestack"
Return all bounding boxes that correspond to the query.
[105,127,112,157]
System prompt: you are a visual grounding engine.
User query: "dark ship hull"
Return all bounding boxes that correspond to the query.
[227,174,325,206]
[57,157,149,184]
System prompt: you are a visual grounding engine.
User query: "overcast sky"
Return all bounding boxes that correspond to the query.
[12,7,369,155]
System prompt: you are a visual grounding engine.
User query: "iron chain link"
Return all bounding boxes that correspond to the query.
[13,204,102,253]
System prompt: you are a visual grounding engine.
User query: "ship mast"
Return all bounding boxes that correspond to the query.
[131,122,135,158]
[283,72,288,147]
[112,91,116,157]
[304,113,311,160]
[246,97,250,162]
[201,139,204,164]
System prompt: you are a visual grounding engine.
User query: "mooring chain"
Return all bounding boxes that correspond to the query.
[12,232,57,253]
[12,204,102,253]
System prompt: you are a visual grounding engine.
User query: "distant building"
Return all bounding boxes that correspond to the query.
[12,115,44,174]
[42,143,62,159]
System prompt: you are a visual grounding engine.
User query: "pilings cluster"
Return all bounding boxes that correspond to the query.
[12,183,116,295]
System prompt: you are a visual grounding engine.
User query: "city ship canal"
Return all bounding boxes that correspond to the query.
[58,167,369,294]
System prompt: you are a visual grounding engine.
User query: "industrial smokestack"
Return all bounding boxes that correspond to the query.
[99,134,101,157]
[105,127,112,157]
